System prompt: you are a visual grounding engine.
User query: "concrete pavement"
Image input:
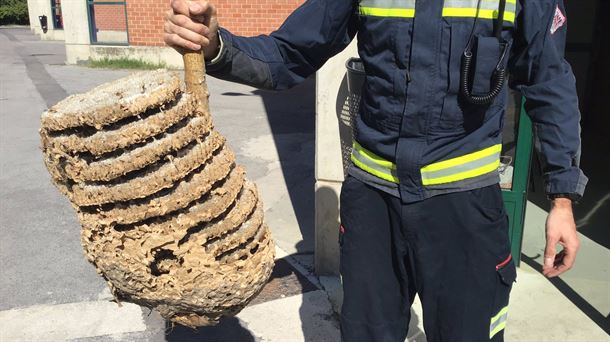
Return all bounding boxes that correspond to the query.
[0,26,331,341]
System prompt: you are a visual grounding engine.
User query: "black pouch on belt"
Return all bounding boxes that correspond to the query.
[471,35,502,96]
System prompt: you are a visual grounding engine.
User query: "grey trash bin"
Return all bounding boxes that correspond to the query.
[338,58,366,176]
[346,58,366,95]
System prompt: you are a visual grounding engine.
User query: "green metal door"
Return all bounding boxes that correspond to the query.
[500,97,533,266]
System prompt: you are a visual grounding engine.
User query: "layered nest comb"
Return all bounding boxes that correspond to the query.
[40,66,275,327]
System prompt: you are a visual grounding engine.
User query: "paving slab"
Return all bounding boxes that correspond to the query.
[508,263,610,342]
[522,201,610,322]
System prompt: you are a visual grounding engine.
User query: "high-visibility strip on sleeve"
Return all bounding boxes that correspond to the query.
[489,306,509,338]
[420,144,502,186]
[351,141,400,183]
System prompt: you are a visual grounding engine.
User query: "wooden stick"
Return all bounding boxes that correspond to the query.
[182,49,209,112]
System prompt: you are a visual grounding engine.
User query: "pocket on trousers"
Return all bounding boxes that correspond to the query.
[489,256,517,340]
[470,184,507,223]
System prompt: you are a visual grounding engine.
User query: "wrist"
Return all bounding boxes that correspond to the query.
[204,41,220,60]
[551,197,573,210]
[548,192,580,205]
[204,33,222,62]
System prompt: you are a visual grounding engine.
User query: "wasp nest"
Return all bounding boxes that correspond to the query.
[40,69,275,327]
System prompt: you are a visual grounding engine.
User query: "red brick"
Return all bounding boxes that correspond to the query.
[123,0,303,46]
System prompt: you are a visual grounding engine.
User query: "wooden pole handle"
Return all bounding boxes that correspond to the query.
[181,1,209,108]
[182,49,209,111]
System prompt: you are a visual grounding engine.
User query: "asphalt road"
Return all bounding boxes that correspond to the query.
[0,27,329,342]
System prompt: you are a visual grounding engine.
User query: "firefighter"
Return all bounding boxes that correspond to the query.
[163,0,587,340]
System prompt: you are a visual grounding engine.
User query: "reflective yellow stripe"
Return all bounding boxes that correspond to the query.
[352,142,501,186]
[421,144,501,173]
[351,154,400,183]
[444,0,517,6]
[489,306,509,338]
[420,144,502,186]
[442,8,515,22]
[490,320,507,339]
[351,142,400,183]
[491,306,509,325]
[353,142,397,170]
[359,7,416,18]
[422,159,500,185]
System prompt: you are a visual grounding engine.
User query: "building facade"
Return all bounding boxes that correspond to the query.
[26,0,304,67]
[27,0,64,40]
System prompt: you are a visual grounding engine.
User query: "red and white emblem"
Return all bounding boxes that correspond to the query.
[550,5,567,34]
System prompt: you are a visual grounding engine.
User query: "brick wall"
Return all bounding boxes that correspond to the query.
[124,0,304,46]
[215,0,305,37]
[126,0,167,46]
[93,5,127,31]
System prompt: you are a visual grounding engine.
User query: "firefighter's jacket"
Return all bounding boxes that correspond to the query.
[207,0,587,203]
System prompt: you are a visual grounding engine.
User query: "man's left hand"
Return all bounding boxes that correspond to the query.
[543,198,580,278]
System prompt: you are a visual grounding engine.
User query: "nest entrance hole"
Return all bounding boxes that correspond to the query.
[150,249,183,276]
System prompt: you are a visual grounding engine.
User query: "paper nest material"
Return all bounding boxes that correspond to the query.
[40,69,275,328]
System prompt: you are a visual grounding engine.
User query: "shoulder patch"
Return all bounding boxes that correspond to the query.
[550,5,567,34]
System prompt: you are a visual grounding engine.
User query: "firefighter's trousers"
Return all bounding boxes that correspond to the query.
[339,175,517,342]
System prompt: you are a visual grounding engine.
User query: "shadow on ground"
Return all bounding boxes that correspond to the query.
[254,78,316,255]
[166,317,256,342]
[164,255,322,341]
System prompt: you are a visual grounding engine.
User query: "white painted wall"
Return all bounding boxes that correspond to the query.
[26,0,64,41]
[24,0,195,68]
[314,39,358,276]
[89,45,184,69]
[62,0,91,64]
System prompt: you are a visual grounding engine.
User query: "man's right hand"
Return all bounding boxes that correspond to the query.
[164,0,220,59]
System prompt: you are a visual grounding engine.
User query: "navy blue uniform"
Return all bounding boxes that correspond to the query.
[339,177,515,341]
[206,0,587,340]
